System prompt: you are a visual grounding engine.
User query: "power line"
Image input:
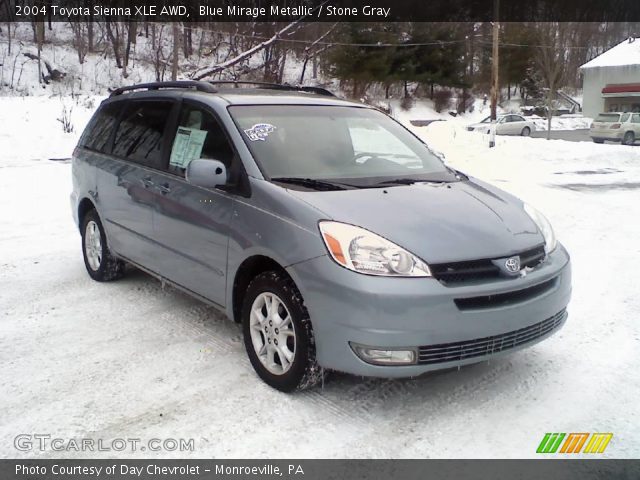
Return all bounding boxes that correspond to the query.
[145,20,468,47]
[137,20,606,49]
[478,40,591,49]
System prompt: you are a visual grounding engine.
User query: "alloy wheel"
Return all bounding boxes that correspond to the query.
[84,220,102,271]
[248,292,296,375]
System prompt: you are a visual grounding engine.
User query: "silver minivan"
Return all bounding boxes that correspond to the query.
[71,81,572,391]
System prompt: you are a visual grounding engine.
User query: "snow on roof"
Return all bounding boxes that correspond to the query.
[580,37,640,69]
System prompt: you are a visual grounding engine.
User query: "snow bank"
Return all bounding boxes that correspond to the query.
[0,96,102,165]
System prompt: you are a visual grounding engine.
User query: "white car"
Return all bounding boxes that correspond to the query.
[467,114,536,136]
[590,112,640,145]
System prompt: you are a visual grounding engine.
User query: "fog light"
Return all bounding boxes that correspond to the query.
[351,343,417,366]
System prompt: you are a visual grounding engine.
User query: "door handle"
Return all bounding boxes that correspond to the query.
[157,183,171,195]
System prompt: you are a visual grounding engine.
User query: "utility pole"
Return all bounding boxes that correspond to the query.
[489,0,499,148]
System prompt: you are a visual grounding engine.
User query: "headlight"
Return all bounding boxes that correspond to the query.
[318,221,431,277]
[524,203,557,254]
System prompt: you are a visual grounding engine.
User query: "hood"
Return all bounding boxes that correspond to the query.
[468,121,494,129]
[287,179,544,264]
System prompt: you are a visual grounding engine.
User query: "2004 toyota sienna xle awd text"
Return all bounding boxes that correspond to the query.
[71,81,572,392]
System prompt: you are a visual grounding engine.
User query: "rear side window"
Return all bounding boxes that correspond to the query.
[112,100,174,169]
[596,113,620,122]
[79,102,122,153]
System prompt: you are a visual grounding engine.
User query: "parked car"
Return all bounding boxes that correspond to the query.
[467,114,536,136]
[590,112,640,145]
[71,81,571,392]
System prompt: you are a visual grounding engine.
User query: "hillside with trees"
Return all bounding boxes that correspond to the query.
[1,20,639,110]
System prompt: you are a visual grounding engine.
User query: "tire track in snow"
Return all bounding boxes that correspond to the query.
[299,389,369,426]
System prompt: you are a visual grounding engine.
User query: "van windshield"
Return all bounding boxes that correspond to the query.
[228,105,457,188]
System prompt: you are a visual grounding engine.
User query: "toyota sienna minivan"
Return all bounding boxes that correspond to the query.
[71,81,572,392]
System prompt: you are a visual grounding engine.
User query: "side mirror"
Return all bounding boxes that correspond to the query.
[186,159,227,188]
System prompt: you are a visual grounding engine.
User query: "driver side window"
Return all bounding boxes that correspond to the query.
[168,103,234,177]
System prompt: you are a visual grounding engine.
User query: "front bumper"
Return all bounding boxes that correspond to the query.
[287,245,571,377]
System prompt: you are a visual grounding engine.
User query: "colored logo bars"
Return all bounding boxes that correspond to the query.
[536,433,613,454]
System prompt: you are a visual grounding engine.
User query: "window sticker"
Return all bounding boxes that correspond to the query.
[170,127,208,168]
[244,123,276,142]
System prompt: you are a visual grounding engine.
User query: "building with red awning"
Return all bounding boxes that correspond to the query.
[580,37,640,117]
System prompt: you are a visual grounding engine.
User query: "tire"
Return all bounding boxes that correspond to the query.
[521,126,531,137]
[81,209,125,282]
[242,271,324,392]
[593,138,604,144]
[623,131,635,146]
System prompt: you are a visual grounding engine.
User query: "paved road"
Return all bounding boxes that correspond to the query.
[531,129,591,142]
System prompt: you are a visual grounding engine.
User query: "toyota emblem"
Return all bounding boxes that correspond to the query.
[505,256,521,273]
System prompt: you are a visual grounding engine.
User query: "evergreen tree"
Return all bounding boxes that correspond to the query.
[326,23,397,98]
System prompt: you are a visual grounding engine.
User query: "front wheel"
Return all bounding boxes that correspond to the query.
[521,126,531,136]
[623,131,635,146]
[81,209,125,282]
[242,271,324,392]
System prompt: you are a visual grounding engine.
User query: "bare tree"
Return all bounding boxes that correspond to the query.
[300,23,337,83]
[34,20,45,83]
[123,20,137,77]
[105,21,123,69]
[70,21,88,63]
[183,25,193,58]
[534,23,569,139]
[152,24,168,81]
[172,23,180,81]
[1,0,12,55]
[6,21,11,55]
[189,21,303,80]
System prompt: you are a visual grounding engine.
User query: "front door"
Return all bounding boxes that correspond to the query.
[149,100,237,306]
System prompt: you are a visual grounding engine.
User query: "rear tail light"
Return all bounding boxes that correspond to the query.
[611,123,621,129]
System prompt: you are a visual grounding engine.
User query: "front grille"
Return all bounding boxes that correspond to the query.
[454,278,557,310]
[430,245,546,285]
[417,309,566,365]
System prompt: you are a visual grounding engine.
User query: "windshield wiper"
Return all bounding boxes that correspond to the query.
[376,178,420,186]
[271,177,348,191]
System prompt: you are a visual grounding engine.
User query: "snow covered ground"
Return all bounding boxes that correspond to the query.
[1,96,639,459]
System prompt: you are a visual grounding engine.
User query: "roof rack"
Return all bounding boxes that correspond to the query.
[108,80,336,98]
[207,81,335,97]
[109,81,217,97]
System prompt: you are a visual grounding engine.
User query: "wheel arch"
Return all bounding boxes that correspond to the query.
[77,197,97,232]
[231,255,293,323]
[622,130,636,145]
